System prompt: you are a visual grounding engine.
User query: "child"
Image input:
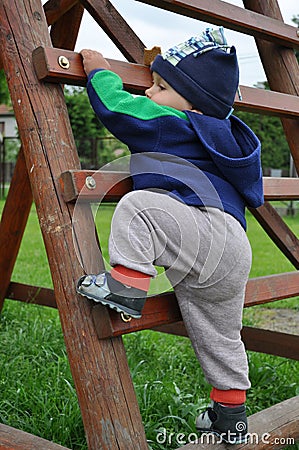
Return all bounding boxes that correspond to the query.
[77,27,264,444]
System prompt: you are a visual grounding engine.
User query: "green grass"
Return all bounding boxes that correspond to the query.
[0,200,298,449]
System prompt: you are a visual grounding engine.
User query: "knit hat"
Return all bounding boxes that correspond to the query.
[150,27,239,119]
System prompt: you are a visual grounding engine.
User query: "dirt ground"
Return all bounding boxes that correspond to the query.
[244,307,299,335]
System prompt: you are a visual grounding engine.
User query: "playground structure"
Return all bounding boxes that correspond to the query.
[0,0,299,448]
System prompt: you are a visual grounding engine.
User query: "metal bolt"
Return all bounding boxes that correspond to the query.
[58,55,70,69]
[85,176,96,190]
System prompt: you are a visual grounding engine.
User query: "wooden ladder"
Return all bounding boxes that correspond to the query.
[0,0,298,449]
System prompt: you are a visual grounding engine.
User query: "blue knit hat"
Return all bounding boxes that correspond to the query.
[150,27,239,119]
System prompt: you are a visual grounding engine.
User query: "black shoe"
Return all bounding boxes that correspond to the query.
[196,401,248,444]
[76,271,146,319]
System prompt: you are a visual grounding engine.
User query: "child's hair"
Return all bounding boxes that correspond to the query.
[151,27,239,119]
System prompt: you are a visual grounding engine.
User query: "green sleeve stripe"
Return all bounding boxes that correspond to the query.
[90,70,188,121]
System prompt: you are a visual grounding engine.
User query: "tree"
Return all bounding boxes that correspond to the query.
[0,69,9,104]
[64,87,129,168]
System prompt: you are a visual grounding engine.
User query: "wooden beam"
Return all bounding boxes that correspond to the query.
[50,2,84,50]
[91,270,299,339]
[137,0,299,50]
[44,0,78,26]
[32,47,299,118]
[0,422,71,450]
[250,202,299,269]
[6,282,57,308]
[242,327,299,360]
[242,0,299,175]
[176,396,299,449]
[58,170,299,203]
[0,149,33,312]
[80,0,146,63]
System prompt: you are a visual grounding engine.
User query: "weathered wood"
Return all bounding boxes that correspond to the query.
[59,169,132,202]
[176,396,299,449]
[6,282,57,308]
[243,0,299,174]
[242,327,299,360]
[0,1,148,448]
[0,422,71,450]
[80,0,146,63]
[249,203,299,269]
[137,0,299,50]
[44,0,78,26]
[0,149,32,312]
[153,322,299,360]
[92,271,299,339]
[32,47,299,118]
[59,170,299,203]
[50,2,84,50]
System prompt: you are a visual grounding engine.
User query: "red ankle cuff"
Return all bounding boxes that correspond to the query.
[111,265,151,291]
[210,388,246,405]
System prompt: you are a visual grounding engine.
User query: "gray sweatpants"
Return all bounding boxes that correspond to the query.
[109,190,252,391]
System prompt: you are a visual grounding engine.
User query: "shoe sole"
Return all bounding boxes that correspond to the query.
[77,288,142,319]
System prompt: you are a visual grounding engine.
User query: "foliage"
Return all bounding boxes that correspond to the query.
[235,110,290,170]
[64,87,129,168]
[0,70,9,105]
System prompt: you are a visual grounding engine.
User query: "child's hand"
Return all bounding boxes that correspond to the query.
[80,49,111,75]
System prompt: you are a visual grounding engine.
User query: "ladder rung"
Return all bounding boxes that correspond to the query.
[60,171,299,202]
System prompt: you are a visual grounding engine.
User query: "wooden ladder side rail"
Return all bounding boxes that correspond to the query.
[243,0,299,173]
[0,149,33,312]
[176,396,299,450]
[137,0,299,50]
[0,1,148,448]
[32,46,299,119]
[0,422,71,450]
[80,0,146,64]
[249,203,299,269]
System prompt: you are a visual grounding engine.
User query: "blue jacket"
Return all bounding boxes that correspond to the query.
[87,69,264,229]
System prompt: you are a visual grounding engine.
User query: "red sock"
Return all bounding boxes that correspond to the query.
[210,387,246,407]
[111,265,151,292]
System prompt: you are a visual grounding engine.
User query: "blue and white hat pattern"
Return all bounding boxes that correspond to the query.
[162,27,229,66]
[151,26,239,119]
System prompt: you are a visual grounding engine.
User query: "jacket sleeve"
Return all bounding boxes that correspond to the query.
[86,69,187,153]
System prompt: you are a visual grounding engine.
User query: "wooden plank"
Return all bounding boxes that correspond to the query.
[137,0,299,50]
[59,171,299,203]
[242,327,299,360]
[249,203,299,269]
[50,2,84,50]
[32,47,299,118]
[0,149,33,312]
[263,177,299,200]
[0,422,71,450]
[59,169,132,202]
[176,396,299,449]
[80,0,146,63]
[6,282,57,308]
[0,1,148,448]
[245,271,299,307]
[44,0,78,26]
[91,271,299,339]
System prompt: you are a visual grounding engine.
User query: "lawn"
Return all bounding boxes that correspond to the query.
[0,199,298,449]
